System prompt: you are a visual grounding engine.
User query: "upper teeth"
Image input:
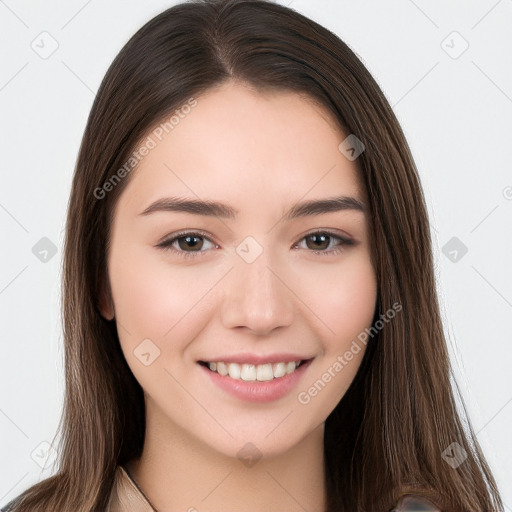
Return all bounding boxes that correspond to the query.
[207,361,301,381]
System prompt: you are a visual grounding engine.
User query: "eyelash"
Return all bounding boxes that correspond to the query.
[155,229,354,260]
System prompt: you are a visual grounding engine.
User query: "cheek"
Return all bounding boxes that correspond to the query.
[109,254,174,337]
[292,255,376,422]
[297,253,377,346]
[108,245,222,353]
[330,265,377,344]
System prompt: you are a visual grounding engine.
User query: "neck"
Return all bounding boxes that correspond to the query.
[126,400,327,512]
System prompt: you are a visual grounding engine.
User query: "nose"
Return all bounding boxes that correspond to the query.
[220,249,294,336]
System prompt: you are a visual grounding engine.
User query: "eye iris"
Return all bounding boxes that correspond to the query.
[178,235,203,251]
[306,233,330,250]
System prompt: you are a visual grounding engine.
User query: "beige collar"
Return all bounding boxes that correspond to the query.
[107,465,157,512]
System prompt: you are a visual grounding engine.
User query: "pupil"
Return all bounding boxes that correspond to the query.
[181,236,202,250]
[309,234,329,250]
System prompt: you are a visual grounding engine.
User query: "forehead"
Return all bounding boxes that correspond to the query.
[115,82,365,218]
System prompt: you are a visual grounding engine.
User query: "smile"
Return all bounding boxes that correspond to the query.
[199,360,304,381]
[198,358,313,403]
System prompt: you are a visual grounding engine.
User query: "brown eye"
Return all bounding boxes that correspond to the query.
[156,229,354,260]
[304,233,331,251]
[176,234,205,252]
[296,231,354,256]
[156,231,216,259]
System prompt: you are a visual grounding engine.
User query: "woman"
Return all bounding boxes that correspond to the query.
[2,0,503,511]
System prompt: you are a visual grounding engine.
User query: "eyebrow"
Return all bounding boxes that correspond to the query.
[139,195,366,220]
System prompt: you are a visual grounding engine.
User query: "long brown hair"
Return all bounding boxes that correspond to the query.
[4,1,503,510]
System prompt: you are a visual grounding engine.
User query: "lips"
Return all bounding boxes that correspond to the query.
[198,357,313,402]
[197,353,313,381]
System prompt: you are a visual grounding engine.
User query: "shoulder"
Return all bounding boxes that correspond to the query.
[1,466,152,512]
[391,493,442,511]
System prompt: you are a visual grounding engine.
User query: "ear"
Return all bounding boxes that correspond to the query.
[98,278,115,321]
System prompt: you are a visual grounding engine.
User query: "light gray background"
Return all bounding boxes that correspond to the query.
[1,0,511,508]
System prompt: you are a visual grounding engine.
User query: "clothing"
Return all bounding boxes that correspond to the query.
[107,466,442,512]
[1,465,442,512]
[106,465,157,511]
[390,494,441,511]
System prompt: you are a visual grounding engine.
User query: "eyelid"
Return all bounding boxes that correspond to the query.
[155,229,217,256]
[292,229,355,254]
[298,228,353,244]
[155,228,355,258]
[156,229,215,247]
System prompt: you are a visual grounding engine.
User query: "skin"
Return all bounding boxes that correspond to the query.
[100,81,377,512]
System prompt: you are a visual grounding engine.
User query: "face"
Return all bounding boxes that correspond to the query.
[101,81,377,459]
